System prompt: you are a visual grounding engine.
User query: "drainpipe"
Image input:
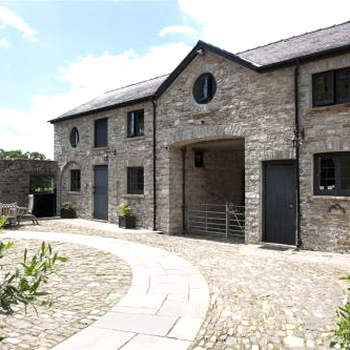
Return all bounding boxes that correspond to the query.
[181,147,187,234]
[294,64,302,248]
[152,99,157,231]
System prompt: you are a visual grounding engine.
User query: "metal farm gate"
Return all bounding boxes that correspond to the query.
[186,203,245,238]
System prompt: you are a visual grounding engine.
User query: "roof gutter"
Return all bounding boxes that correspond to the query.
[49,95,154,124]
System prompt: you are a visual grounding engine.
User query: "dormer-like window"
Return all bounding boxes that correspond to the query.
[127,110,144,137]
[312,67,350,107]
[94,118,108,147]
[193,73,216,104]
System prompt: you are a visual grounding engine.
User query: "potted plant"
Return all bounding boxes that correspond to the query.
[60,202,76,218]
[118,203,136,228]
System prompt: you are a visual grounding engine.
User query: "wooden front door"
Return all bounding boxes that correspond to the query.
[94,166,108,220]
[263,161,296,245]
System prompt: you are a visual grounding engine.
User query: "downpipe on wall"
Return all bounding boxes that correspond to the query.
[294,64,303,248]
[181,146,187,234]
[152,99,157,231]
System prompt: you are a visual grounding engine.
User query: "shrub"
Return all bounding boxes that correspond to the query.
[118,203,131,217]
[61,202,74,210]
[331,275,350,349]
[0,218,67,314]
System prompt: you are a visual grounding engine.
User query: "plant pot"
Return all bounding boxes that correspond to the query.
[60,208,76,218]
[119,215,136,229]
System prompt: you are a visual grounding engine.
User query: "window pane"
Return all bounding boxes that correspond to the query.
[336,68,350,104]
[319,157,335,191]
[94,118,108,147]
[70,170,81,192]
[315,152,350,196]
[339,153,350,191]
[127,167,144,194]
[313,71,334,106]
[127,110,144,137]
[135,111,144,136]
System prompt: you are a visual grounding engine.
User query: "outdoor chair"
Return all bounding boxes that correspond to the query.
[1,202,19,226]
[18,194,39,225]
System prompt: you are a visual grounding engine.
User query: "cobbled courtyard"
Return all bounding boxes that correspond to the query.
[3,218,350,350]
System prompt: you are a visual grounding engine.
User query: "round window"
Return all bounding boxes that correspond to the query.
[69,127,79,148]
[193,73,216,104]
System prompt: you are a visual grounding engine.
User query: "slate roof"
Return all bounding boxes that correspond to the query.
[50,21,350,123]
[237,21,350,67]
[49,74,168,123]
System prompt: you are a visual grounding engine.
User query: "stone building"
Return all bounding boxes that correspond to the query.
[50,22,350,252]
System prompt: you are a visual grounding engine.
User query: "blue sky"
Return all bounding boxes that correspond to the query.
[1,0,350,158]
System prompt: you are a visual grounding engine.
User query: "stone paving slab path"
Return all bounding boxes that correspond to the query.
[3,231,209,350]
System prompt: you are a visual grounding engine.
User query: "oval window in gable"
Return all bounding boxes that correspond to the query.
[193,73,216,104]
[69,127,79,148]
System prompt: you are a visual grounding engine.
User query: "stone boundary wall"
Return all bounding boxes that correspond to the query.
[0,160,59,208]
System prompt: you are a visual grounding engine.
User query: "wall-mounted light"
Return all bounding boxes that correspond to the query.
[194,151,204,168]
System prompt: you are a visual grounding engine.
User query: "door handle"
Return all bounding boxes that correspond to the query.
[289,203,294,209]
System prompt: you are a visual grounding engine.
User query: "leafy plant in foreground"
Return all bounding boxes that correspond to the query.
[331,275,350,349]
[0,218,67,314]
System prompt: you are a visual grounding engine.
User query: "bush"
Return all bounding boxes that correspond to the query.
[118,203,131,217]
[0,217,67,314]
[60,202,76,218]
[331,275,350,349]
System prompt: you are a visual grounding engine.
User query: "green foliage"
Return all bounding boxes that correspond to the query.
[331,275,350,349]
[0,149,47,160]
[30,176,54,194]
[118,203,131,216]
[0,219,67,315]
[61,202,74,210]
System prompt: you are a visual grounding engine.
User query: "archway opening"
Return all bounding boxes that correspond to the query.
[169,137,245,239]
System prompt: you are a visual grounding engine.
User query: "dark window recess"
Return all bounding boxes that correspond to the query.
[336,68,350,104]
[314,152,350,196]
[70,127,79,148]
[94,118,108,147]
[127,167,144,194]
[313,67,350,107]
[193,73,216,104]
[70,169,81,192]
[127,110,144,137]
[194,151,204,167]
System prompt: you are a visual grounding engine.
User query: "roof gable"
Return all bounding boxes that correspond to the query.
[154,41,259,98]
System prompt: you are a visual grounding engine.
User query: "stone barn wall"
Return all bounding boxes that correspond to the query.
[0,160,59,208]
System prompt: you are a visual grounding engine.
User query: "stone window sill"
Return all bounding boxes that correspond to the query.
[68,191,81,195]
[311,195,350,201]
[92,146,109,151]
[124,136,146,142]
[122,194,145,199]
[308,103,350,114]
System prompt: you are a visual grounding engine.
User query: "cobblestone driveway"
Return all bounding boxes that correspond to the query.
[0,238,131,350]
[9,219,350,349]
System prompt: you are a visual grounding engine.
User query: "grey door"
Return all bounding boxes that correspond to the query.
[94,166,108,220]
[263,161,296,245]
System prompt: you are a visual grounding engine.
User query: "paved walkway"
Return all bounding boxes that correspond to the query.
[3,231,209,350]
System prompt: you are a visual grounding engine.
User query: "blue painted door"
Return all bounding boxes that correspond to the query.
[263,161,296,245]
[94,166,108,220]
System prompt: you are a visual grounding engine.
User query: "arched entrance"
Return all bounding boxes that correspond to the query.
[167,135,245,239]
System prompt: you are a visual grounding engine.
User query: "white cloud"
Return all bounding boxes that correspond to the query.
[0,37,9,47]
[0,42,192,158]
[178,0,350,52]
[0,5,37,42]
[159,25,197,37]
